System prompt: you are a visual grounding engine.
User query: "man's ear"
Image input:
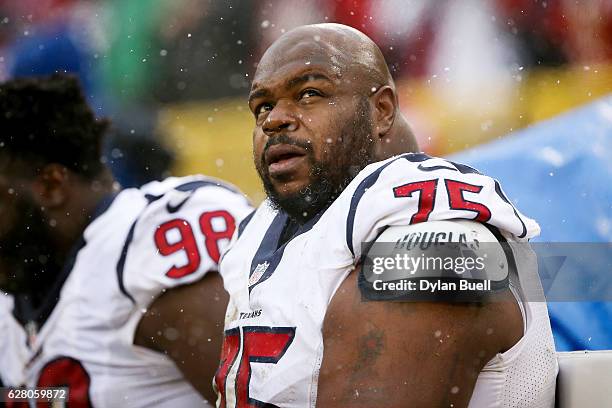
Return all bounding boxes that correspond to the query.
[32,164,70,208]
[371,85,397,138]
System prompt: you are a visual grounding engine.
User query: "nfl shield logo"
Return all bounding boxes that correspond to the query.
[249,261,270,287]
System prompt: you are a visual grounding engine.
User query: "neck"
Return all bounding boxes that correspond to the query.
[375,115,419,161]
[24,173,115,313]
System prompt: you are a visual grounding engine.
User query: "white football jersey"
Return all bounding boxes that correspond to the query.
[0,293,27,387]
[218,153,558,408]
[2,176,253,407]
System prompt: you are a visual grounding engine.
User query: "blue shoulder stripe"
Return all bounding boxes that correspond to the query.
[116,193,163,303]
[494,180,528,238]
[346,155,409,256]
[238,209,256,238]
[175,179,242,195]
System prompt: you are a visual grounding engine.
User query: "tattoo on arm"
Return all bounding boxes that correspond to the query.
[341,328,387,404]
[358,328,385,368]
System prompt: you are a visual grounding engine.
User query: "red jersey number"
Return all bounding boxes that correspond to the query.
[394,179,491,224]
[154,210,236,279]
[215,326,296,408]
[36,357,92,408]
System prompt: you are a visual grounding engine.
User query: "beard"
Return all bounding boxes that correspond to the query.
[256,97,375,222]
[0,193,59,295]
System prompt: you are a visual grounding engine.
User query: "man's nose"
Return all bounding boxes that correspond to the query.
[262,100,298,135]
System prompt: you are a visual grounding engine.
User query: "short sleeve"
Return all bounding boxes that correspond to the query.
[340,154,539,261]
[121,182,253,308]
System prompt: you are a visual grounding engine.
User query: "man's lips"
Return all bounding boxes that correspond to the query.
[265,144,307,177]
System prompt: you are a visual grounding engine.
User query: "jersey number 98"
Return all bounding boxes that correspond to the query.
[154,210,236,279]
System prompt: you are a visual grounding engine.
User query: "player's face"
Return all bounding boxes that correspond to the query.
[0,168,56,293]
[250,53,375,220]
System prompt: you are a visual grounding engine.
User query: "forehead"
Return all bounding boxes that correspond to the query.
[252,39,346,91]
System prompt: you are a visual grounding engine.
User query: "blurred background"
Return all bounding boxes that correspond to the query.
[1,0,610,350]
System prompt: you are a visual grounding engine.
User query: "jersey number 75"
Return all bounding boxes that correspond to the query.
[215,326,296,408]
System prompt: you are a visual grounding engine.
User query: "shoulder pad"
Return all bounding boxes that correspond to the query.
[360,220,510,301]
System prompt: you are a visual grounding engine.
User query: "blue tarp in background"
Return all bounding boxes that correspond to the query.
[450,96,612,351]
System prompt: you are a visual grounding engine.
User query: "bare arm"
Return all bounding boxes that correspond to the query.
[134,272,228,404]
[317,267,523,408]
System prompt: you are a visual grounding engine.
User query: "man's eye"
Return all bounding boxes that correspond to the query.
[299,89,322,100]
[255,103,273,117]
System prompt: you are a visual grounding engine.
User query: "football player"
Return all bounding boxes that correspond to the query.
[216,24,557,407]
[0,75,253,406]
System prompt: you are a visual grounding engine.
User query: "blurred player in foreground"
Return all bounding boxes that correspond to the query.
[0,75,252,406]
[216,24,558,407]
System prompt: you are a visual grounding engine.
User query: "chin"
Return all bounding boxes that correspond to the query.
[271,179,307,197]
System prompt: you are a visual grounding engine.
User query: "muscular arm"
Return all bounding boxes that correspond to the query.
[134,272,228,404]
[317,267,523,408]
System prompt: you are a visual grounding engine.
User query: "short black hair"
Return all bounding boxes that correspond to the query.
[0,74,109,179]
